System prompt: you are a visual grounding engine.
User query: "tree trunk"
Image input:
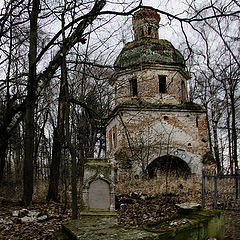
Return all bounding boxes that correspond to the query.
[212,118,221,173]
[46,128,62,201]
[14,125,22,184]
[47,94,67,201]
[0,11,13,182]
[205,104,213,152]
[225,94,233,174]
[67,139,78,219]
[0,142,8,182]
[230,93,238,173]
[63,58,78,219]
[23,0,40,206]
[47,3,68,202]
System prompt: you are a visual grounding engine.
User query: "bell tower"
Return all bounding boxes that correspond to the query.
[106,8,209,179]
[114,8,189,107]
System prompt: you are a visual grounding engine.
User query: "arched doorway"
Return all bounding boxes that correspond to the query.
[147,155,191,178]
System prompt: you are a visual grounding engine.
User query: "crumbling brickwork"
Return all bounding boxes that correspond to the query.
[107,103,208,177]
[107,8,209,178]
[132,8,160,41]
[114,66,189,107]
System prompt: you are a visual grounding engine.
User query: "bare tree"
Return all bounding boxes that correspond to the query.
[0,0,239,209]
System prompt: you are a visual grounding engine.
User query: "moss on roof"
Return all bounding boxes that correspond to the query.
[114,38,185,69]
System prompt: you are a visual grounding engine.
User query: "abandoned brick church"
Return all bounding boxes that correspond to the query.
[106,8,209,179]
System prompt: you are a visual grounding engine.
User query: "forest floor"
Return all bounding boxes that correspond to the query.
[0,177,239,239]
[0,201,71,240]
[0,197,239,240]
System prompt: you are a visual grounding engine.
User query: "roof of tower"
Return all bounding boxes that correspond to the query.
[133,7,160,22]
[114,38,185,69]
[114,7,185,69]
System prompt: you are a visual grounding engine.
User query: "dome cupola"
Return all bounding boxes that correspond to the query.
[114,8,185,69]
[113,7,189,106]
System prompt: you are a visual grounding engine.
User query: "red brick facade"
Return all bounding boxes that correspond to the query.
[107,8,209,178]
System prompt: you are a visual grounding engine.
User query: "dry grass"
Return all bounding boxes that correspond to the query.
[1,175,203,204]
[0,180,64,203]
[116,174,202,204]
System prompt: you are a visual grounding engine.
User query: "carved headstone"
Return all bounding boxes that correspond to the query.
[82,158,115,213]
[89,179,110,210]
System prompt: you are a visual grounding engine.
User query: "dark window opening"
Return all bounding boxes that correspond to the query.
[109,129,112,150]
[159,76,167,93]
[164,116,169,120]
[196,116,199,128]
[141,28,144,36]
[148,26,152,35]
[130,79,138,96]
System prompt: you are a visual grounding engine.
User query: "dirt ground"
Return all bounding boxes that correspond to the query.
[0,178,239,240]
[0,201,71,240]
[117,194,240,240]
[224,210,240,240]
[0,196,239,239]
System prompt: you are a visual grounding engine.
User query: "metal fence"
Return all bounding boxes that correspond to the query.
[202,168,240,210]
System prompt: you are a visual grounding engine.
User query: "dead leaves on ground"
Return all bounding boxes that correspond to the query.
[1,194,240,239]
[117,193,180,227]
[0,202,71,240]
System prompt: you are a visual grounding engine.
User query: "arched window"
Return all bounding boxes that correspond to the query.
[148,26,152,35]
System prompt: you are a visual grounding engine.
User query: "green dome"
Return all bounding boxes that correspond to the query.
[114,38,185,69]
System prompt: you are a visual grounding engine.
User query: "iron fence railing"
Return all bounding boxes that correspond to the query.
[202,168,240,210]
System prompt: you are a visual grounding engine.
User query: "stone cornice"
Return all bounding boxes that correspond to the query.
[111,101,206,115]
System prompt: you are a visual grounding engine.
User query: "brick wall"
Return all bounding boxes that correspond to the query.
[106,107,209,176]
[108,8,209,177]
[114,65,189,107]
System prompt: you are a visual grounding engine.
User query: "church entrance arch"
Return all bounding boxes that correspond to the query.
[147,155,191,178]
